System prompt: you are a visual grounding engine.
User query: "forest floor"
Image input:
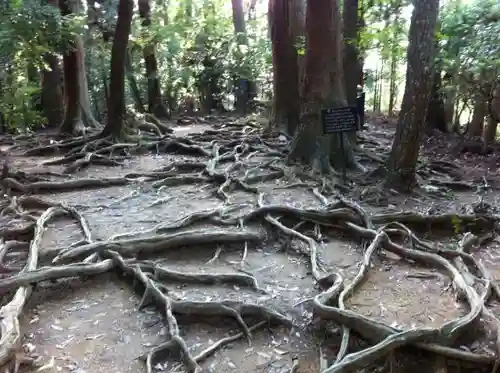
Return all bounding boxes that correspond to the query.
[0,114,499,373]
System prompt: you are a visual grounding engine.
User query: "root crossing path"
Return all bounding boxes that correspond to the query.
[0,120,498,373]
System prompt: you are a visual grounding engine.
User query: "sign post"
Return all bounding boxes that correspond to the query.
[321,106,359,183]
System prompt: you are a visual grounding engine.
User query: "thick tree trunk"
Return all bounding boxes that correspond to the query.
[101,0,134,138]
[59,0,82,135]
[268,0,300,135]
[138,0,168,118]
[41,54,64,128]
[385,0,440,192]
[288,0,359,173]
[289,0,306,95]
[468,98,485,137]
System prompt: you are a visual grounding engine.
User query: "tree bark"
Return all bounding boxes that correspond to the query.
[385,0,440,192]
[468,98,486,137]
[483,117,498,152]
[231,0,256,114]
[125,48,146,113]
[342,0,361,109]
[483,83,500,151]
[41,54,64,128]
[425,70,447,133]
[268,0,300,135]
[59,0,82,135]
[388,5,403,116]
[75,36,100,128]
[101,0,134,138]
[289,0,306,95]
[288,0,359,173]
[443,72,457,131]
[343,0,364,144]
[138,0,168,118]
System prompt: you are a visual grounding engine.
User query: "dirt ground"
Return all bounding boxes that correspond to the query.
[0,118,499,373]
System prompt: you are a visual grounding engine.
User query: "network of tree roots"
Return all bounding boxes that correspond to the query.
[0,117,499,373]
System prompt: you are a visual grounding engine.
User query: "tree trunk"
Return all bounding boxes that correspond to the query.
[342,0,360,109]
[342,0,361,145]
[41,54,64,128]
[388,9,402,116]
[483,117,498,152]
[138,0,168,118]
[468,98,485,137]
[75,36,100,128]
[385,0,440,192]
[372,66,380,112]
[289,0,306,95]
[59,0,82,135]
[483,83,500,151]
[426,70,447,133]
[231,0,256,113]
[125,49,146,113]
[288,0,359,173]
[388,52,398,116]
[101,0,134,138]
[443,72,457,131]
[268,0,300,135]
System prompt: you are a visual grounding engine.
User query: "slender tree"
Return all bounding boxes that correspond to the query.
[138,0,168,118]
[58,0,82,135]
[75,35,100,129]
[385,0,440,191]
[101,0,134,138]
[231,0,256,113]
[483,83,500,151]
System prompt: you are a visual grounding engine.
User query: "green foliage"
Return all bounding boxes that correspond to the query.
[439,0,500,100]
[0,81,47,132]
[0,0,84,131]
[127,0,272,109]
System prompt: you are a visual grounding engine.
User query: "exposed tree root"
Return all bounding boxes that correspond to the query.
[0,203,92,371]
[53,229,265,263]
[1,126,499,372]
[1,175,131,194]
[103,195,497,371]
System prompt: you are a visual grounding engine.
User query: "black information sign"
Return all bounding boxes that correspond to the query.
[321,106,359,134]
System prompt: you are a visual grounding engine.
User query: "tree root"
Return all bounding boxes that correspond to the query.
[0,203,91,369]
[118,191,482,370]
[53,228,265,263]
[137,262,268,294]
[1,176,131,194]
[0,260,115,294]
[103,250,292,373]
[0,143,498,373]
[372,211,498,233]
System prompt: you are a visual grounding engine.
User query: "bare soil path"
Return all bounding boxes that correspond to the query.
[0,117,497,373]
